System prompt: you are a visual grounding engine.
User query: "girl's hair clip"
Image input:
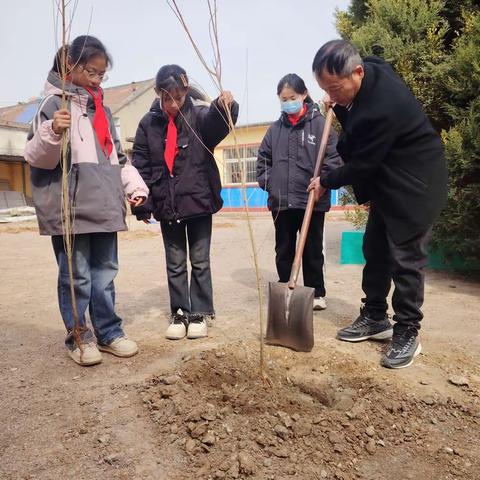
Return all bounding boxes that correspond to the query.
[180,73,189,88]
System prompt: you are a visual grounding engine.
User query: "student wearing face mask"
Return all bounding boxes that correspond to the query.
[257,74,342,310]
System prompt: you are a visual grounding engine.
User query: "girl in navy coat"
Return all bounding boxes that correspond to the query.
[132,64,239,340]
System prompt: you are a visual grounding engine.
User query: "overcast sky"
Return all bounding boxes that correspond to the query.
[0,0,350,124]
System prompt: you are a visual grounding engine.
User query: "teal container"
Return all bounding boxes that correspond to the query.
[427,246,480,272]
[339,230,480,272]
[340,231,365,265]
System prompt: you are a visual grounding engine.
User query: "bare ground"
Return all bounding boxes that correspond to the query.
[0,212,479,480]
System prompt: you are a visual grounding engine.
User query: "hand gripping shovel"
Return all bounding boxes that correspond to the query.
[265,107,334,352]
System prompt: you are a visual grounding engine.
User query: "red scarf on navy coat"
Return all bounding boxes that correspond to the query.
[164,115,178,175]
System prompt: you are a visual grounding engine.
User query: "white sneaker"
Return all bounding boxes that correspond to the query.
[187,314,208,339]
[67,342,102,366]
[313,297,327,311]
[166,309,188,340]
[98,337,139,357]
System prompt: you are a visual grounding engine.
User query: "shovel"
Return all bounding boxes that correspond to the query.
[265,106,334,352]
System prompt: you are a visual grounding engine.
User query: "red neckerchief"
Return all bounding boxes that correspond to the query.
[164,115,178,175]
[287,103,307,126]
[85,87,113,156]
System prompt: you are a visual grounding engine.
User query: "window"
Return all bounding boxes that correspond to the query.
[113,117,121,137]
[223,144,259,184]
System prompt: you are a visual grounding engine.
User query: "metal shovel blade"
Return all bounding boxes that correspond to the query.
[265,282,315,352]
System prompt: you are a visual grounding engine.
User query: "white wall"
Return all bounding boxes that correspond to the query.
[0,125,28,157]
[114,88,156,152]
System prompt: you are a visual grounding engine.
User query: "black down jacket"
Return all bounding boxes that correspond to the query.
[132,95,239,222]
[256,100,342,213]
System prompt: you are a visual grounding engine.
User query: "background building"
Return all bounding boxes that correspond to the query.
[215,122,340,210]
[0,120,30,207]
[0,82,341,210]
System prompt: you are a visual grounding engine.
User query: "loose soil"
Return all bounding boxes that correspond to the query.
[1,212,479,480]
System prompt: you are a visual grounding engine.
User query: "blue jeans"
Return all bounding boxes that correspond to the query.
[51,232,125,349]
[160,215,214,315]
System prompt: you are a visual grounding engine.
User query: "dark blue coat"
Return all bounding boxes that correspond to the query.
[132,96,239,222]
[256,101,342,213]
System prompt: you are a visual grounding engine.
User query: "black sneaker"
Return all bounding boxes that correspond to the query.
[336,307,393,342]
[382,330,421,369]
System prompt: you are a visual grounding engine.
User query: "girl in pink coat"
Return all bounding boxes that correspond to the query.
[24,36,149,366]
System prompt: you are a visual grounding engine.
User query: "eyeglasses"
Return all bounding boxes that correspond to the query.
[81,67,109,82]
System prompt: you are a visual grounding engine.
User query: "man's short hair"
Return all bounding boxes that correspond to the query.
[312,40,364,78]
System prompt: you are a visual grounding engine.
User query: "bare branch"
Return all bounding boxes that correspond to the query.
[167,0,270,385]
[57,0,83,356]
[166,0,221,89]
[66,9,94,75]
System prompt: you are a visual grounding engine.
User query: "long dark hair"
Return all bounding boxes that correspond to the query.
[51,35,112,74]
[276,73,313,104]
[155,64,207,102]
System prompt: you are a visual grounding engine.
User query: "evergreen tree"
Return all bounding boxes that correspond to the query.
[334,1,480,266]
[433,11,480,262]
[336,0,448,129]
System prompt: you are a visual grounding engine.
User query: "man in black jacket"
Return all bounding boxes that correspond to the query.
[309,40,448,369]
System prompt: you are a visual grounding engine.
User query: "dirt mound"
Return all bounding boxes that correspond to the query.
[138,343,480,480]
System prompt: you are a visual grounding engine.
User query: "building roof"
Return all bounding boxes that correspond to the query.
[0,78,155,124]
[0,102,39,124]
[0,120,29,131]
[103,78,155,114]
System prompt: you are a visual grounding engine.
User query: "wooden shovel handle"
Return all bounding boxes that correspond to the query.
[288,106,334,290]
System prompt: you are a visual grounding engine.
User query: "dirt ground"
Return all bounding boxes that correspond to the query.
[1,212,479,480]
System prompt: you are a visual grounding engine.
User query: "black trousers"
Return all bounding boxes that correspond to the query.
[160,215,214,316]
[362,205,430,335]
[273,209,326,297]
